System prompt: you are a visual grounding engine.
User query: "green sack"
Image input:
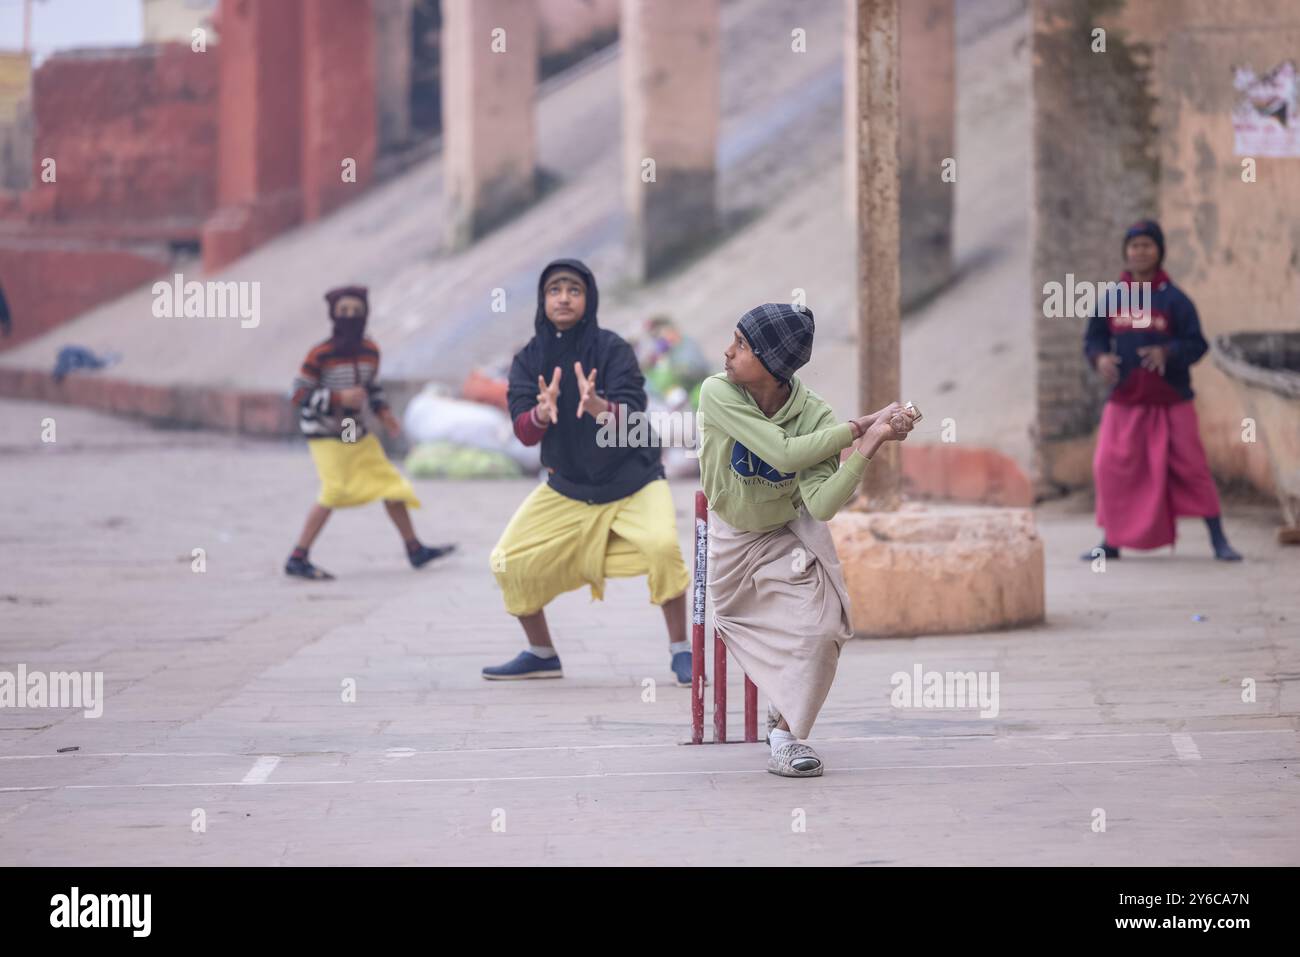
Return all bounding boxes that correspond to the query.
[405,441,523,479]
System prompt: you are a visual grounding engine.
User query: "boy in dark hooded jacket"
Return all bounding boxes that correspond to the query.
[483,259,693,683]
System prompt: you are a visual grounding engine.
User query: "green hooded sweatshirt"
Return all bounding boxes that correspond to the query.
[697,372,869,533]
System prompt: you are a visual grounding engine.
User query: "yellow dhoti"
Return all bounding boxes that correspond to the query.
[308,433,421,509]
[490,478,690,617]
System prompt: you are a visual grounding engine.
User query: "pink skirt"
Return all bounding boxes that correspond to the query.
[1093,400,1221,550]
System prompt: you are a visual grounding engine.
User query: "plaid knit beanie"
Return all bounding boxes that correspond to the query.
[736,303,815,384]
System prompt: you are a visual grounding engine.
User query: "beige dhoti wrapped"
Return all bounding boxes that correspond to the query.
[706,506,853,740]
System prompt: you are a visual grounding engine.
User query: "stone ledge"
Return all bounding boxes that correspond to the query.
[0,365,297,436]
[0,366,432,442]
[830,503,1046,637]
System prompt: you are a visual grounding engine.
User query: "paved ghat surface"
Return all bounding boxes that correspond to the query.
[1,401,1297,865]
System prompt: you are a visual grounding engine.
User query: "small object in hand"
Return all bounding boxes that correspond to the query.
[889,402,922,433]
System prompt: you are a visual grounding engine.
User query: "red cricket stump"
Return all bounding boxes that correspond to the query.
[692,491,759,744]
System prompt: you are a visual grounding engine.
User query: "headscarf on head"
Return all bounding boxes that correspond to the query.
[736,303,815,385]
[1123,219,1165,265]
[325,285,369,354]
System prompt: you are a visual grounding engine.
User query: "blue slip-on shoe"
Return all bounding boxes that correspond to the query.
[671,650,700,688]
[482,650,563,681]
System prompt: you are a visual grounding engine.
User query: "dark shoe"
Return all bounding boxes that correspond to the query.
[482,650,563,681]
[1213,542,1243,561]
[1080,542,1120,561]
[285,555,334,580]
[671,651,693,688]
[409,543,456,569]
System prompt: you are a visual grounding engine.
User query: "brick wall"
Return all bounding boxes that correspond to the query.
[0,238,173,350]
[32,44,218,234]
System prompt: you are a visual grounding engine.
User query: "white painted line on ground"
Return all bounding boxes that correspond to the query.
[0,727,1292,763]
[240,756,282,784]
[5,754,1272,794]
[1170,733,1202,761]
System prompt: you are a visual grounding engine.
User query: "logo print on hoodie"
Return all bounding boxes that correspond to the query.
[730,441,795,483]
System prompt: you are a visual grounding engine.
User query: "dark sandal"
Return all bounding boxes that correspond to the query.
[409,543,457,569]
[286,556,335,580]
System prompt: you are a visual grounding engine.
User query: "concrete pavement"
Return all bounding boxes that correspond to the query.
[1,399,1297,865]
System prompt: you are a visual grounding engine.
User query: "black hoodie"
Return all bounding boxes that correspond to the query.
[507,259,665,504]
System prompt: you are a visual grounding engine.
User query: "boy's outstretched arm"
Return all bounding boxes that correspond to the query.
[699,376,855,475]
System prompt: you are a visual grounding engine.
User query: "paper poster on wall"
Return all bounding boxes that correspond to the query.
[1233,60,1300,157]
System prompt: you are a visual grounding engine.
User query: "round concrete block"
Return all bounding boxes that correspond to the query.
[829,504,1045,637]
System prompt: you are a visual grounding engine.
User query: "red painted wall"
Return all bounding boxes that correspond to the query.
[33,43,218,234]
[203,0,305,271]
[0,238,172,350]
[3,0,383,344]
[301,0,376,221]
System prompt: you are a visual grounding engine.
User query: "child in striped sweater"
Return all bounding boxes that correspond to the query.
[284,286,455,580]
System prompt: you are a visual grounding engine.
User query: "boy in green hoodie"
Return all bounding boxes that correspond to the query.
[697,303,915,777]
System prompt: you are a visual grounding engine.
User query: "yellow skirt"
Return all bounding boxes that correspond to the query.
[490,479,690,617]
[308,433,422,509]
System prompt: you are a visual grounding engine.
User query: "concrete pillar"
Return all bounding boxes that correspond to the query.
[620,0,719,282]
[301,0,377,221]
[855,0,902,511]
[539,0,620,66]
[202,0,303,272]
[1030,0,1158,493]
[900,0,954,307]
[835,0,1045,638]
[441,0,538,250]
[845,0,954,309]
[374,0,415,152]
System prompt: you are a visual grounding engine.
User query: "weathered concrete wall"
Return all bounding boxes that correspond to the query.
[1031,0,1161,493]
[441,0,539,249]
[621,0,720,281]
[899,0,955,308]
[539,0,619,66]
[845,0,955,310]
[1032,0,1300,497]
[374,0,415,151]
[1151,1,1300,497]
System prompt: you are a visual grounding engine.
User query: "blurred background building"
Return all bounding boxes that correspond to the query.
[0,0,1295,518]
[141,0,217,42]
